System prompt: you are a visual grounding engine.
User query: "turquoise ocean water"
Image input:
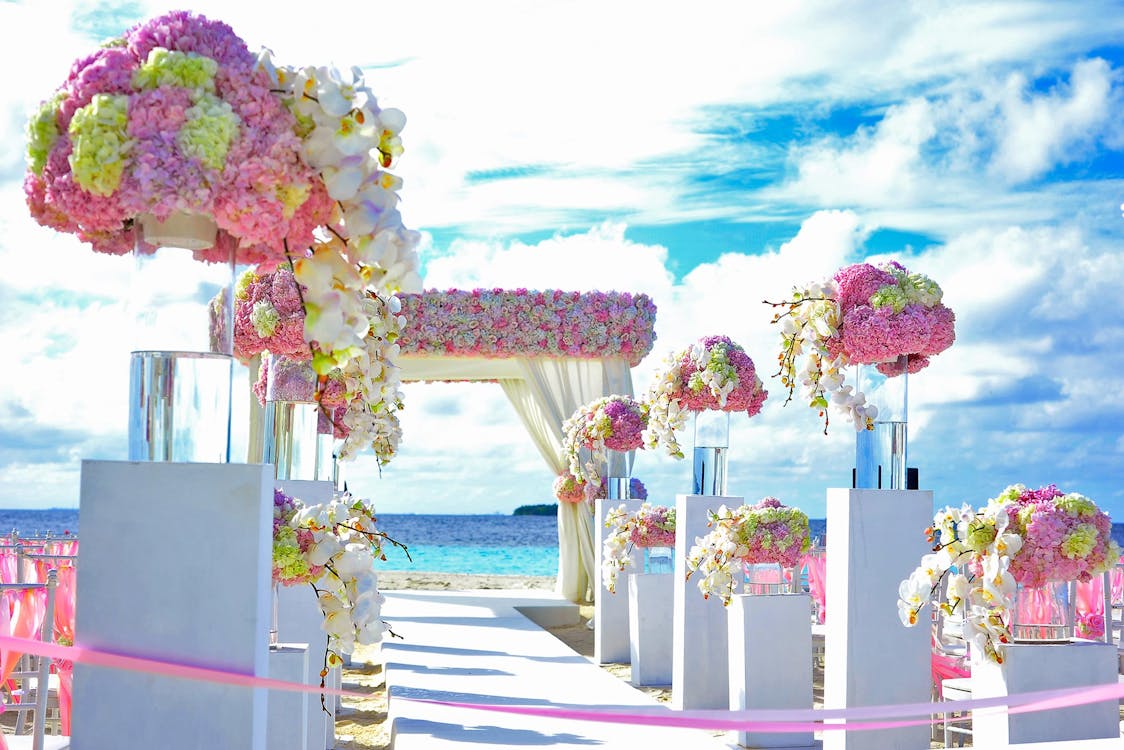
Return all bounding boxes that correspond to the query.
[12,510,1124,578]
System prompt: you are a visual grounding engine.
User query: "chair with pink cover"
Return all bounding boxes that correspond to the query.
[0,570,70,749]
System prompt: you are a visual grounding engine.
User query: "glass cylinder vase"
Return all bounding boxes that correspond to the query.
[644,546,674,575]
[692,409,730,496]
[128,212,233,463]
[1010,580,1076,643]
[315,414,340,488]
[605,448,633,500]
[742,562,797,596]
[854,355,909,489]
[261,357,321,481]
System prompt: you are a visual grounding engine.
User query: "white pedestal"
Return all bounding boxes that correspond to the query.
[823,489,932,750]
[972,641,1118,746]
[72,461,273,750]
[594,497,642,664]
[268,644,310,750]
[628,573,673,686]
[672,493,737,710]
[276,479,338,750]
[728,593,814,749]
[277,576,339,750]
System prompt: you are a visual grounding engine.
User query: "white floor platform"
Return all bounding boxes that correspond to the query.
[381,589,731,749]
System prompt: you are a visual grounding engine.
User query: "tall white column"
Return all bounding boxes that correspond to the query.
[594,497,642,664]
[72,461,273,750]
[823,488,932,750]
[672,493,738,709]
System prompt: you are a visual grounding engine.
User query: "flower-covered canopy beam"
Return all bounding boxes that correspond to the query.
[395,287,658,604]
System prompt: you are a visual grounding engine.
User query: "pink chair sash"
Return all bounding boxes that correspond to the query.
[802,552,827,624]
[1076,575,1106,639]
[53,566,76,733]
[0,588,47,684]
[0,551,17,585]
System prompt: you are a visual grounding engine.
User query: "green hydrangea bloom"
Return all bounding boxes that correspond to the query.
[67,93,130,196]
[177,93,240,171]
[1060,523,1099,559]
[235,269,258,301]
[250,299,280,338]
[1056,492,1098,518]
[901,273,943,306]
[871,284,909,313]
[26,91,66,176]
[133,48,218,93]
[273,527,312,581]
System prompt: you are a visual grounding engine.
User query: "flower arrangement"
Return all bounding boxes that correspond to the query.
[233,267,310,362]
[686,497,811,605]
[552,474,647,504]
[272,487,408,672]
[562,395,648,499]
[24,11,422,440]
[602,503,678,593]
[553,473,588,504]
[768,260,955,432]
[897,484,1120,663]
[643,335,768,458]
[397,289,658,366]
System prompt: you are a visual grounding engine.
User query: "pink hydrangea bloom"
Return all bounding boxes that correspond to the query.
[832,263,957,373]
[233,268,311,362]
[834,263,898,314]
[26,10,333,266]
[1002,485,1119,588]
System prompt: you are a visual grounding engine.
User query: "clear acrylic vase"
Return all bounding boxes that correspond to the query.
[692,410,729,496]
[128,212,233,463]
[605,448,632,500]
[743,562,796,596]
[644,546,673,575]
[854,355,909,489]
[261,357,321,481]
[1010,580,1076,643]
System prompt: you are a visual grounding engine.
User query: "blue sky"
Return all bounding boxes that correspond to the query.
[2,1,1124,520]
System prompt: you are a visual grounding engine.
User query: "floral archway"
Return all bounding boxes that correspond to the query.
[396,288,658,603]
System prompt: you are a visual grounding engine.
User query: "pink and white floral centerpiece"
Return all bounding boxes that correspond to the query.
[24,11,421,457]
[643,335,768,459]
[897,484,1120,663]
[769,261,955,432]
[602,503,677,593]
[686,497,811,605]
[562,395,649,500]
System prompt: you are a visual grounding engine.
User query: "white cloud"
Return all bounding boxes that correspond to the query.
[788,99,937,207]
[990,58,1118,182]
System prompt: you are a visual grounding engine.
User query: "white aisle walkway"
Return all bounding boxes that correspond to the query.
[380,589,731,749]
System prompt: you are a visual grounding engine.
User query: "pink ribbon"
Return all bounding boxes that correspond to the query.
[1,631,1122,733]
[0,633,367,700]
[404,679,1124,734]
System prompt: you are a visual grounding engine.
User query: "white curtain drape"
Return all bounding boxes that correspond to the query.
[499,357,634,603]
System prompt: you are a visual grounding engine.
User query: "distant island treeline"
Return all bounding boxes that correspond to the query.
[513,504,557,516]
